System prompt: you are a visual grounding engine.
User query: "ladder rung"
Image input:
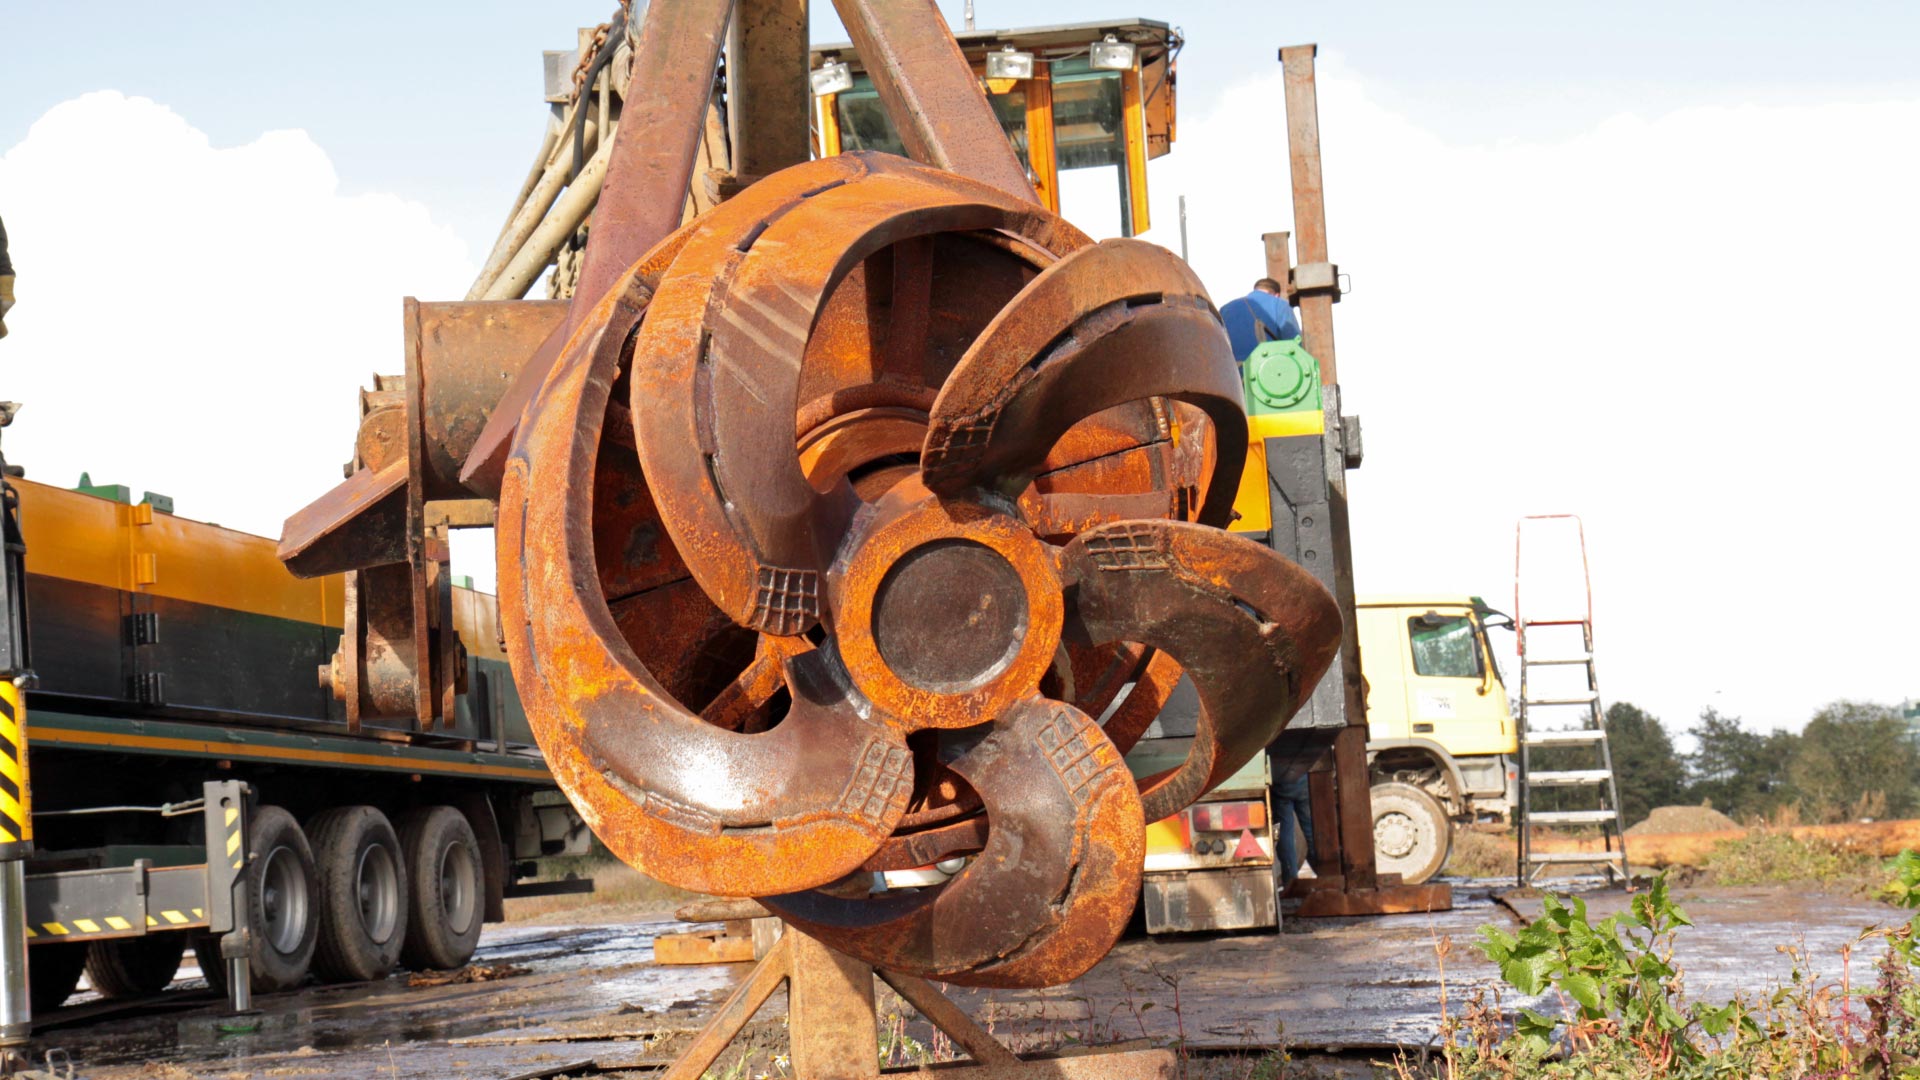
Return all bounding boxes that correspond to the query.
[1526,810,1620,825]
[1522,655,1592,666]
[1527,769,1613,785]
[1527,851,1628,864]
[1520,619,1589,627]
[1524,729,1607,745]
[1524,694,1599,706]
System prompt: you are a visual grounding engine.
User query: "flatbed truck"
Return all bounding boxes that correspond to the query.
[2,455,587,1021]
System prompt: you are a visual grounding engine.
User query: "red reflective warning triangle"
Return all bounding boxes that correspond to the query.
[1233,828,1264,860]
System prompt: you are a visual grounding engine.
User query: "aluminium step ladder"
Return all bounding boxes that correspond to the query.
[1513,515,1629,885]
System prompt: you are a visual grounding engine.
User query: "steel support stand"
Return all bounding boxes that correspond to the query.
[202,780,255,1015]
[1270,46,1451,919]
[0,861,26,1051]
[660,924,1173,1080]
[224,952,253,1014]
[0,409,35,1065]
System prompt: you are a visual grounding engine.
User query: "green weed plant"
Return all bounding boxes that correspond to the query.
[1397,867,1920,1078]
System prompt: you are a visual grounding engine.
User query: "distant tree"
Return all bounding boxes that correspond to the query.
[1685,707,1798,820]
[1604,702,1686,827]
[1789,700,1916,822]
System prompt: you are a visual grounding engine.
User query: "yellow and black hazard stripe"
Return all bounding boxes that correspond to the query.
[24,908,206,942]
[222,803,243,871]
[0,680,30,853]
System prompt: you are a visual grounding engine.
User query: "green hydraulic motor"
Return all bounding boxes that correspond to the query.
[1242,337,1322,417]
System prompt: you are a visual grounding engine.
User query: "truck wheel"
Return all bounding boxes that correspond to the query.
[234,805,320,993]
[30,943,87,1012]
[397,807,483,970]
[309,806,409,983]
[1371,781,1452,884]
[83,934,187,999]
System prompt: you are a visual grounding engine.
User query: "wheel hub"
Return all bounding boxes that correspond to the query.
[260,844,309,955]
[355,842,399,944]
[439,842,476,935]
[1376,811,1422,860]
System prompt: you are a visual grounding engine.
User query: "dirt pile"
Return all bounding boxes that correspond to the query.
[1628,804,1740,836]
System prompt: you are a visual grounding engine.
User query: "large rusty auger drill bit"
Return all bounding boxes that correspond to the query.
[498,152,1343,988]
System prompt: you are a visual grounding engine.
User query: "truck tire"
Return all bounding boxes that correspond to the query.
[397,806,483,971]
[83,934,187,999]
[191,935,227,995]
[30,942,87,1012]
[1371,781,1452,884]
[222,805,320,993]
[309,806,408,983]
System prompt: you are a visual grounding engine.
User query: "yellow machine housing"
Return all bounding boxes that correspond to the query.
[1227,411,1327,536]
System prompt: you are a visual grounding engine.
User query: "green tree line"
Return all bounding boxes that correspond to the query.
[1543,700,1915,827]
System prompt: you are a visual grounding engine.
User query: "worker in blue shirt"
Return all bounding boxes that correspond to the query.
[1218,278,1301,364]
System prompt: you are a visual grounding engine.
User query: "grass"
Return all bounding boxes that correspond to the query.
[1442,821,1888,895]
[503,856,702,923]
[1443,827,1516,879]
[1693,828,1882,892]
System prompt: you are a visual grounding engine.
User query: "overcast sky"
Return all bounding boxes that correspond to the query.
[1,2,1914,737]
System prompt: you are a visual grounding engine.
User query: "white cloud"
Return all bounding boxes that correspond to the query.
[1146,60,1920,733]
[0,92,473,537]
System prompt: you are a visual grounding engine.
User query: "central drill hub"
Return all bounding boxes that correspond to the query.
[829,479,1064,728]
[872,539,1030,692]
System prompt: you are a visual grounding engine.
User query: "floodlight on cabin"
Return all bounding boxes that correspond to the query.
[811,61,855,97]
[1089,33,1136,71]
[985,45,1036,80]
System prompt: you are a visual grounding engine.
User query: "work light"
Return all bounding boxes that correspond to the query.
[985,45,1035,80]
[1089,33,1136,71]
[810,61,854,96]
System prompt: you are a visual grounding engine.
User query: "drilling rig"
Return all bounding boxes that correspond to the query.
[281,4,1350,1075]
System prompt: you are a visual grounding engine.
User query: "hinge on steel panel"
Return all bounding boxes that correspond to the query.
[125,611,160,645]
[131,671,166,706]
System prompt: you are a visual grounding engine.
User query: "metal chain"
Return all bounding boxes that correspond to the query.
[570,20,614,102]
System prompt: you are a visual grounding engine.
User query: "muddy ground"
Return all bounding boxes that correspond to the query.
[26,880,1896,1080]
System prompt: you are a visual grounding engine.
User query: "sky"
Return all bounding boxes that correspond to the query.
[0,2,1914,738]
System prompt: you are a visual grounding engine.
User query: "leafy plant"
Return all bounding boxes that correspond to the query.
[1475,875,1744,1065]
[1398,864,1920,1078]
[1882,849,1920,910]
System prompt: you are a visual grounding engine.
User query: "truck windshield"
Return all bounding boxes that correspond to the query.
[1407,615,1482,678]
